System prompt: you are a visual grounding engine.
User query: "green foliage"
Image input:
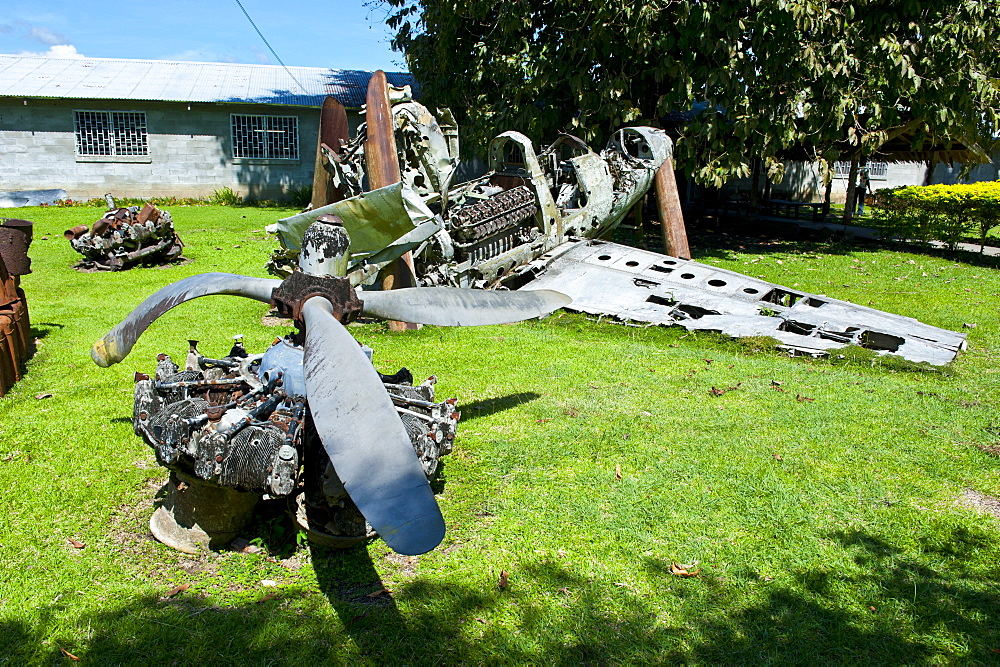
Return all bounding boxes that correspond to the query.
[209,186,243,207]
[288,185,313,209]
[382,0,1000,186]
[52,196,221,208]
[871,182,1000,250]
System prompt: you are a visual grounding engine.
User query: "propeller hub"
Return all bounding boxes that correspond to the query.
[270,271,363,326]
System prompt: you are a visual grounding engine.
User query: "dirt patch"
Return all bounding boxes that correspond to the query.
[956,487,1000,520]
[109,475,165,551]
[975,442,1000,457]
[383,552,419,578]
[262,314,294,327]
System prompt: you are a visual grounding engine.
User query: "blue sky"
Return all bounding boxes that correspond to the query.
[1,0,406,71]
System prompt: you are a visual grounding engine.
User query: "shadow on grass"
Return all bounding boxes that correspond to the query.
[29,322,64,342]
[460,392,541,421]
[619,214,1000,271]
[6,528,998,662]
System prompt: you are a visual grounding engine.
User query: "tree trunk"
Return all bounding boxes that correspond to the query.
[823,175,833,217]
[842,157,859,225]
[924,156,938,186]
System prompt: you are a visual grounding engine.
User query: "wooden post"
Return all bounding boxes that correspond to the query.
[365,71,420,331]
[654,158,691,259]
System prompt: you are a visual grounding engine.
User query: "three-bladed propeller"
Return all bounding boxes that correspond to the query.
[93,271,569,554]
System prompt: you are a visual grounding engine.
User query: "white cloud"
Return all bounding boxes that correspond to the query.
[28,25,66,46]
[166,48,239,64]
[250,46,273,65]
[18,44,84,58]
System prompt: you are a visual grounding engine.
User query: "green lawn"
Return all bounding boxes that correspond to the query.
[2,206,999,663]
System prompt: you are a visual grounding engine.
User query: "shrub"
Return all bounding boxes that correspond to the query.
[870,182,1000,251]
[210,186,243,206]
[288,185,312,209]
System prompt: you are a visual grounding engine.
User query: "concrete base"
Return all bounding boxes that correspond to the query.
[150,470,260,553]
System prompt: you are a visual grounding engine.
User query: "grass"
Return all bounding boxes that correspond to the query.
[2,207,1000,662]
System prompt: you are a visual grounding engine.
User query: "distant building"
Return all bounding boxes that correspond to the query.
[0,54,415,200]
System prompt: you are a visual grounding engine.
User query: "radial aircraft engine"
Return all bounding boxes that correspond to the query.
[92,221,569,555]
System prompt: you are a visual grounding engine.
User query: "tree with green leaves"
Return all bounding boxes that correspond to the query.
[382,0,1000,191]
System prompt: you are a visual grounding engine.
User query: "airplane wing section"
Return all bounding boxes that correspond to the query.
[516,240,966,366]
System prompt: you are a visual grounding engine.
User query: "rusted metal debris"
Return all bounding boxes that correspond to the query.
[0,218,32,397]
[268,79,965,365]
[67,199,183,271]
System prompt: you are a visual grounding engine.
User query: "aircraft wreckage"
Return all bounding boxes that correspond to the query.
[268,75,964,366]
[92,73,963,558]
[66,198,183,271]
[93,222,569,555]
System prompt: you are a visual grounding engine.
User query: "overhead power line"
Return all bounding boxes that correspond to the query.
[234,0,307,95]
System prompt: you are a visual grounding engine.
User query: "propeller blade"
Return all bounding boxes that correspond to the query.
[360,287,571,326]
[302,296,445,555]
[92,273,280,367]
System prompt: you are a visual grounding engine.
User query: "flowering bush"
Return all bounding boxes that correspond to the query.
[871,182,1000,251]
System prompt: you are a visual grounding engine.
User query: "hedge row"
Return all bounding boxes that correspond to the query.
[870,182,1000,251]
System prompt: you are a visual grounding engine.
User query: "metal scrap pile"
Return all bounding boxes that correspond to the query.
[0,218,32,397]
[132,334,458,551]
[66,203,182,271]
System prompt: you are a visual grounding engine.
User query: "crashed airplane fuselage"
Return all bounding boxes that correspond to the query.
[268,86,964,365]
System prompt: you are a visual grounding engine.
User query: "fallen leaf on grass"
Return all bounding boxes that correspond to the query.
[257,593,278,603]
[671,563,702,577]
[773,452,783,461]
[869,605,877,612]
[34,392,53,400]
[796,394,815,402]
[557,587,571,596]
[476,617,487,624]
[498,570,509,590]
[60,648,81,661]
[164,583,190,598]
[366,588,392,598]
[615,464,622,480]
[68,539,85,549]
[709,382,742,397]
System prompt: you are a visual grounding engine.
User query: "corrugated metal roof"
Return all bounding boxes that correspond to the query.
[0,54,416,108]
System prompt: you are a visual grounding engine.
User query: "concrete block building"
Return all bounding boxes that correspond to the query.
[0,54,415,200]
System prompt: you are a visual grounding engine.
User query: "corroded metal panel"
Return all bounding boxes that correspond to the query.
[520,240,965,365]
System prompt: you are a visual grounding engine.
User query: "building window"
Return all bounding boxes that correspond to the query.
[834,160,888,180]
[231,115,299,160]
[74,111,148,156]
